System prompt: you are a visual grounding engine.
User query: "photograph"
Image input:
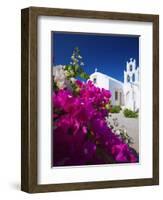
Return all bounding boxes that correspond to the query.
[52,32,140,167]
[21,7,159,193]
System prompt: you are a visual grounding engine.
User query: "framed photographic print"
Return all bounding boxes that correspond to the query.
[21,7,159,193]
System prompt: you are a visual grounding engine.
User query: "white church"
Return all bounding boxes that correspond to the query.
[90,58,140,112]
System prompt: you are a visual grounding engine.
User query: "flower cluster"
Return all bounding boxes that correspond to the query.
[53,78,138,166]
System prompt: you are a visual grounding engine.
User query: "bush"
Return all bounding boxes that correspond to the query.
[123,108,138,118]
[110,105,121,113]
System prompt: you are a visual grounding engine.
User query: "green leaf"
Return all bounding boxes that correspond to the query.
[79,72,89,80]
[53,81,58,91]
[74,65,79,72]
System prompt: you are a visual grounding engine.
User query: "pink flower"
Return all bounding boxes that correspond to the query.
[53,80,138,166]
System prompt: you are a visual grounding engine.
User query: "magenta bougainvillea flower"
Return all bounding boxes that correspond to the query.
[53,79,138,166]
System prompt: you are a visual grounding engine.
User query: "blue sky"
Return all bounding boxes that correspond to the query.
[52,32,139,82]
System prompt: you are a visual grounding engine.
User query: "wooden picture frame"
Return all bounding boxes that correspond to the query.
[21,6,159,193]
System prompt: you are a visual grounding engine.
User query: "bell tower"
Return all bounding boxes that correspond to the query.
[124,58,139,84]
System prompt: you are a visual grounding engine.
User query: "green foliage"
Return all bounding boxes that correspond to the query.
[65,64,89,80]
[123,108,138,118]
[70,47,84,67]
[65,47,89,80]
[53,81,58,91]
[79,72,89,80]
[110,105,121,113]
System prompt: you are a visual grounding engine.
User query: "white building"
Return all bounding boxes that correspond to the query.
[90,58,140,111]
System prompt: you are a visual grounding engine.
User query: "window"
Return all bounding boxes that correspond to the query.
[119,92,122,105]
[130,64,132,71]
[127,75,130,82]
[115,91,118,100]
[132,73,135,82]
[93,77,97,84]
